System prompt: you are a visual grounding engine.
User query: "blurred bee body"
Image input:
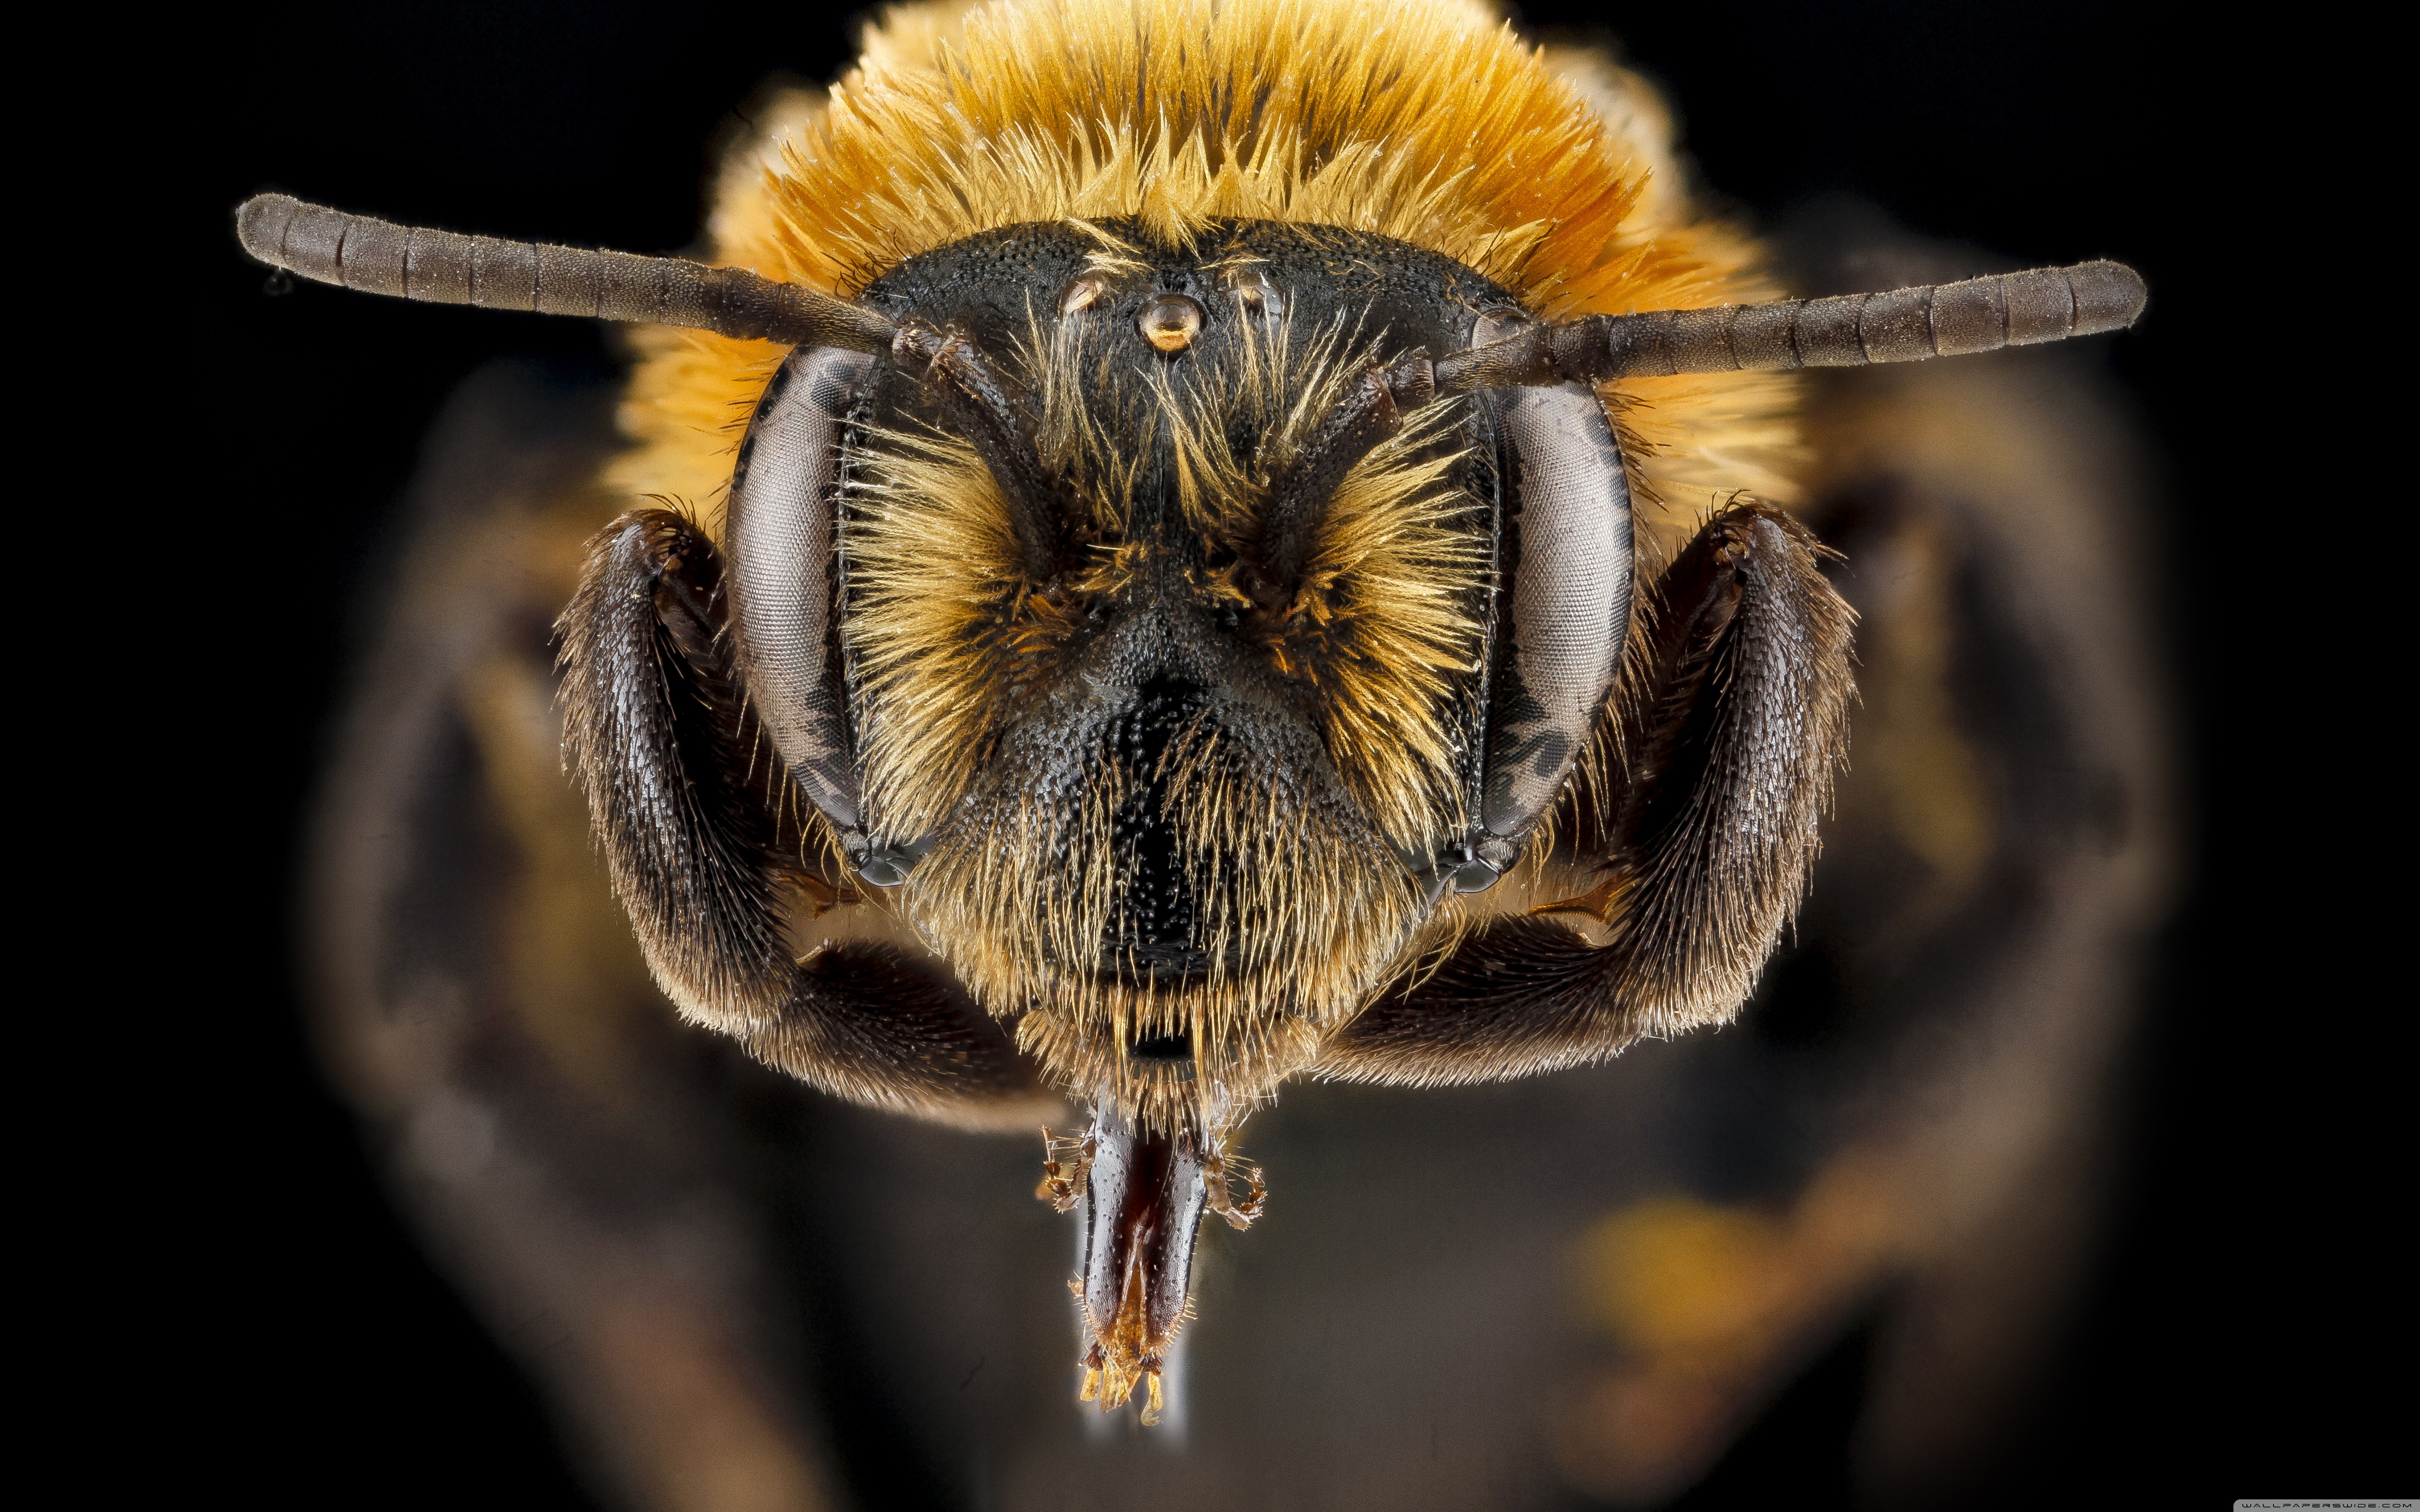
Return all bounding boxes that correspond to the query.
[261,0,2160,1501]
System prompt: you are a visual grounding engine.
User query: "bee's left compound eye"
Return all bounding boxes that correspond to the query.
[1138,295,1203,353]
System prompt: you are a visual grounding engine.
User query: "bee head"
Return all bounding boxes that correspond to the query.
[815,220,1517,1126]
[240,180,2133,1136]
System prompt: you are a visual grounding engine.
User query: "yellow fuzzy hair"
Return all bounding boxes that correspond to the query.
[845,295,1486,853]
[844,292,1474,1124]
[605,0,1804,550]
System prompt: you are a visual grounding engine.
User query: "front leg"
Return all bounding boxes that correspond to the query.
[558,508,1045,1120]
[1325,504,1854,1084]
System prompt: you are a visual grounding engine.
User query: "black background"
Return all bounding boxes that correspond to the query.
[106,1,2394,1504]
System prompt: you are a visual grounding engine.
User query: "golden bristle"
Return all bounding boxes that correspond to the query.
[606,0,1802,548]
[1278,398,1485,846]
[837,308,1464,1133]
[841,425,1029,839]
[918,717,1420,1130]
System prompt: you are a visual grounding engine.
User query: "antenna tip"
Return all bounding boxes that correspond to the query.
[2072,259,2147,334]
[235,194,301,267]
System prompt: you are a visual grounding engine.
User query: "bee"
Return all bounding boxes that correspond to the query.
[252,0,2152,1483]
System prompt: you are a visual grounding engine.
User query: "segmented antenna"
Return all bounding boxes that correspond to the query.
[235,193,895,352]
[236,193,2138,387]
[1433,260,2146,392]
[1244,258,2143,607]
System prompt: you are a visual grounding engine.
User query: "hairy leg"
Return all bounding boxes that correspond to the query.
[558,508,1045,1120]
[1323,504,1855,1085]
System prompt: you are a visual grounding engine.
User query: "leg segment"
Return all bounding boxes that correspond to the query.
[558,508,1042,1118]
[1324,504,1855,1085]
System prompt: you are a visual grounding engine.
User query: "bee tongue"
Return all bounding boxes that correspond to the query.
[1074,1103,1210,1418]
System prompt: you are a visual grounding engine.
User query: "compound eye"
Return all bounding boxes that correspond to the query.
[1138,294,1204,353]
[1229,270,1285,319]
[726,345,874,833]
[1061,271,1116,315]
[1471,309,1633,851]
